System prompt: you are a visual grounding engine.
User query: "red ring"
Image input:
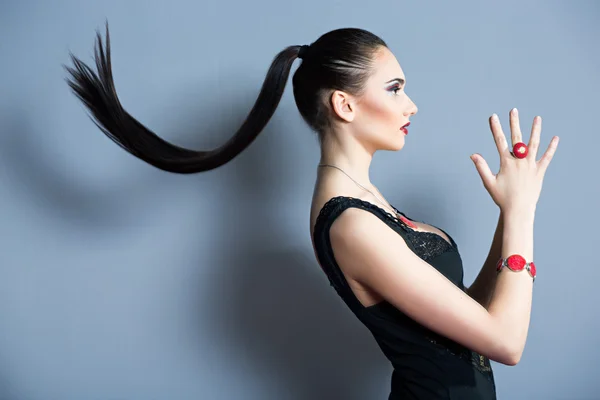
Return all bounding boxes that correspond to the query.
[512,142,528,159]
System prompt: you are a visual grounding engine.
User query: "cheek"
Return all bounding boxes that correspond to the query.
[359,95,402,131]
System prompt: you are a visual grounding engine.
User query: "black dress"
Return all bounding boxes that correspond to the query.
[312,196,497,399]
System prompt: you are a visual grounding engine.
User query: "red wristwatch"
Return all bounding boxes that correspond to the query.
[496,254,536,281]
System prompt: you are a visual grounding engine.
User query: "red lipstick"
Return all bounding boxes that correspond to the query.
[400,122,410,135]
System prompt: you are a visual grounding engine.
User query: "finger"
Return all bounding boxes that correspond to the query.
[537,136,559,174]
[527,116,542,161]
[509,108,523,147]
[489,114,511,162]
[471,153,496,191]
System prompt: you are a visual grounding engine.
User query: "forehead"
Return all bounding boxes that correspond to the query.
[371,47,405,81]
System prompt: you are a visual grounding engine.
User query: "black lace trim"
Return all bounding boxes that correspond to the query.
[314,196,457,262]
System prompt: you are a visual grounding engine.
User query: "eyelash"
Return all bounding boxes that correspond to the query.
[388,84,403,95]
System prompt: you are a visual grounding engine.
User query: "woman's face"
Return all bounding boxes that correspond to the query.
[352,46,418,152]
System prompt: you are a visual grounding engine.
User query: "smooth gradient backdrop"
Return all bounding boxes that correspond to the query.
[1,1,598,399]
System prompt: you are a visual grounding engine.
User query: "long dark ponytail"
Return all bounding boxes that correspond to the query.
[65,23,387,173]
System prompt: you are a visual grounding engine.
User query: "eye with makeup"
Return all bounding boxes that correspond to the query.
[387,84,403,95]
[385,78,405,96]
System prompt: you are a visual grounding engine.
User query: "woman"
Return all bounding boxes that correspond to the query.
[65,23,559,399]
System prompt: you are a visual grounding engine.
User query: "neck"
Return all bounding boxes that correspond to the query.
[318,131,375,187]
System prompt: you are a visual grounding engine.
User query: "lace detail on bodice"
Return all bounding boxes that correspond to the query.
[314,196,458,262]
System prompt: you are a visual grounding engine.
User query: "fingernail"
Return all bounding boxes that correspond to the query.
[512,108,518,115]
[491,114,498,121]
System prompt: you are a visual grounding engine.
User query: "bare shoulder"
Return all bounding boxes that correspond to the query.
[309,192,358,236]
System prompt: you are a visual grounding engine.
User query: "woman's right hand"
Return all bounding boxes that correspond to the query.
[470,109,559,214]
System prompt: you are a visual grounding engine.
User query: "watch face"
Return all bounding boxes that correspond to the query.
[506,255,526,271]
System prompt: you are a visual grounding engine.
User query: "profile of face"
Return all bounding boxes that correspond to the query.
[330,46,418,153]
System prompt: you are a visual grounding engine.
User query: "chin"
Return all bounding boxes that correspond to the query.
[368,132,405,152]
[383,135,405,151]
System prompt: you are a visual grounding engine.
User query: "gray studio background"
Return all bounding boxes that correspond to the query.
[1,1,598,399]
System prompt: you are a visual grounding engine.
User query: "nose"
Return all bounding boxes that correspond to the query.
[404,95,418,116]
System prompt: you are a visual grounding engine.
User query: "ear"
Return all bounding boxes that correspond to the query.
[330,90,356,123]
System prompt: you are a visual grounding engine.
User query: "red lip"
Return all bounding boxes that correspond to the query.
[401,122,410,135]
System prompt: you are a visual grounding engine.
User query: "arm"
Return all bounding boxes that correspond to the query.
[465,209,504,309]
[330,207,535,365]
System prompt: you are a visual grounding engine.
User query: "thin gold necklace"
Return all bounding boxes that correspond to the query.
[317,163,399,218]
[317,164,419,230]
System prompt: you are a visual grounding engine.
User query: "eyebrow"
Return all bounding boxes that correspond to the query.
[385,78,405,86]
